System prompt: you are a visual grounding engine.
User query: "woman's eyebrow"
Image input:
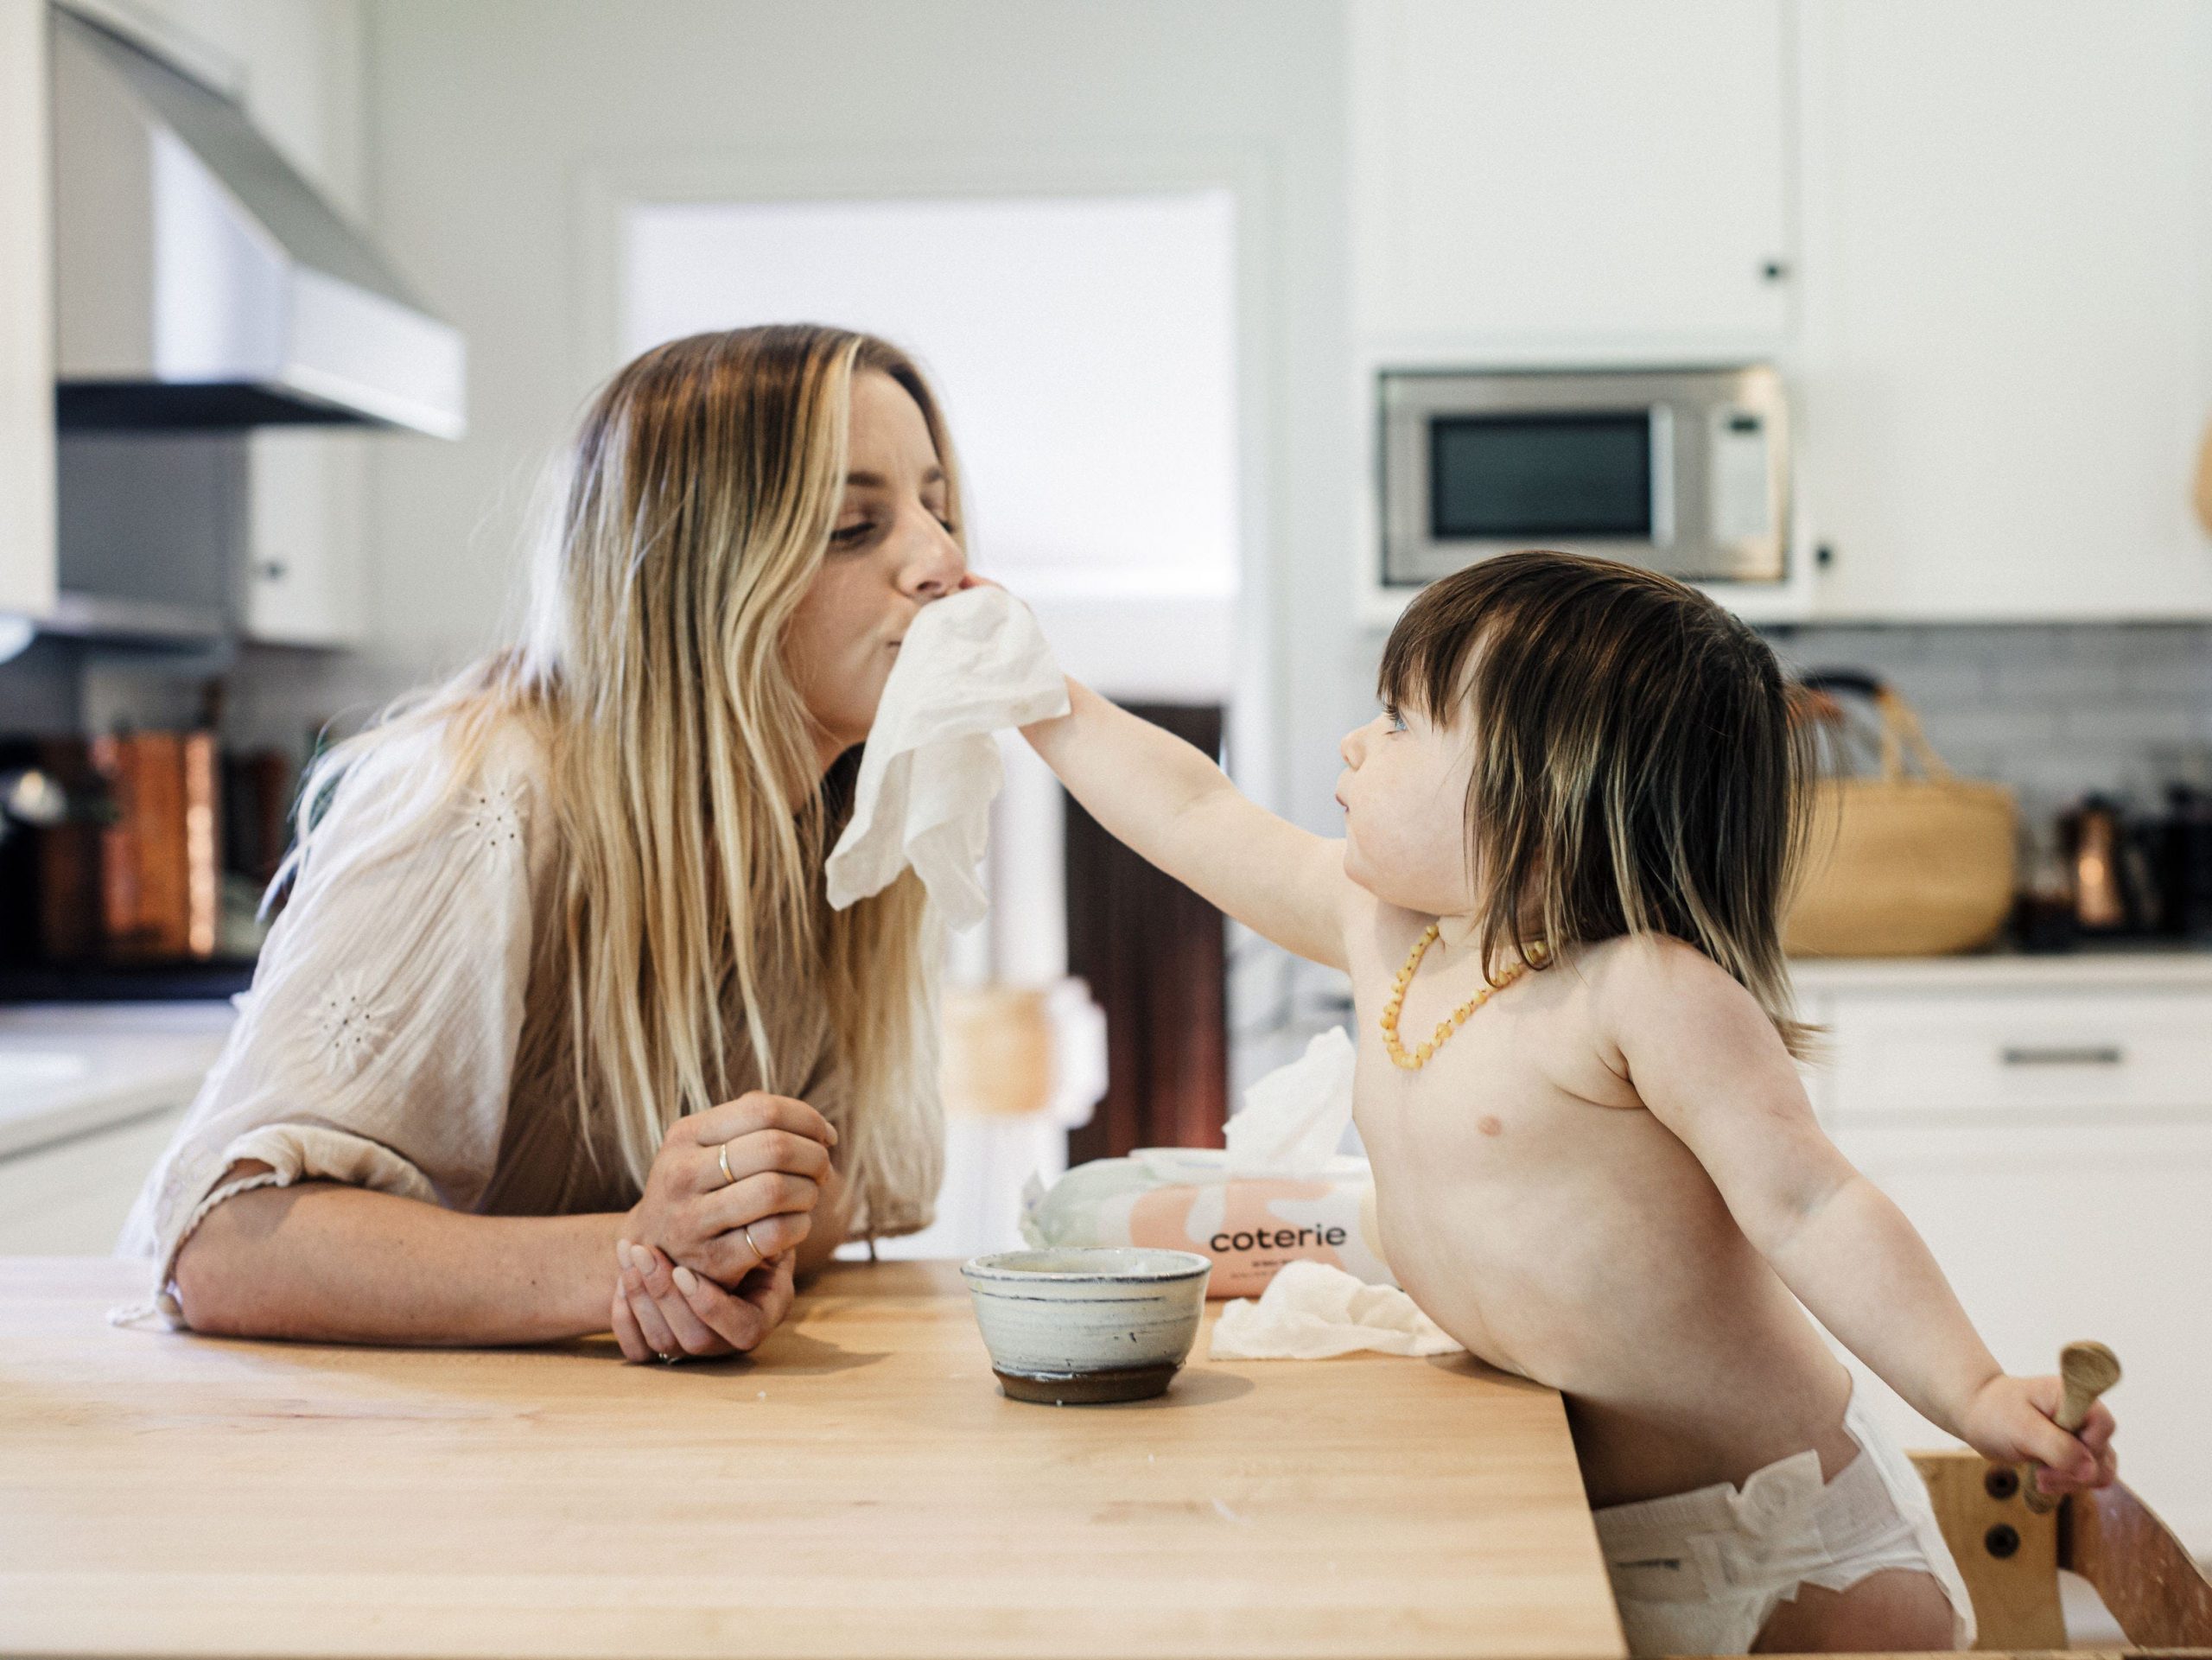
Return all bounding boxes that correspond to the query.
[842,467,946,489]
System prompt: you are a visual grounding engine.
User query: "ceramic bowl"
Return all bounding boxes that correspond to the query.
[960,1247,1212,1404]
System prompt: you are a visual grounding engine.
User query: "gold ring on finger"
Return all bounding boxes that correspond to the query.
[743,1222,768,1266]
[657,1351,680,1364]
[717,1142,734,1189]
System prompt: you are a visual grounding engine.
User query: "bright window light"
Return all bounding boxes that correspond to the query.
[621,191,1238,601]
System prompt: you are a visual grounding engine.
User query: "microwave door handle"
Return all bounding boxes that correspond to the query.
[1648,404,1676,550]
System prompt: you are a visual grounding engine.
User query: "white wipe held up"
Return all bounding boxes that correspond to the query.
[825,587,1068,930]
[1210,1260,1464,1361]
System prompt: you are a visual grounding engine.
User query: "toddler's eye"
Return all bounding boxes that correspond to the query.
[1386,707,1408,733]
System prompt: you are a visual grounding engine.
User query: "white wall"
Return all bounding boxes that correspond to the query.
[355,0,1363,835]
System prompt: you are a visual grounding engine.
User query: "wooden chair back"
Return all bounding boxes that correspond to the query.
[1910,1448,2212,1654]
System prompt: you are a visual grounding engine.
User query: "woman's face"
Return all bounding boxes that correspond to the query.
[786,370,967,766]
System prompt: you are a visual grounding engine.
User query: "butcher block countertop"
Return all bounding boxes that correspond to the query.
[0,1257,1624,1660]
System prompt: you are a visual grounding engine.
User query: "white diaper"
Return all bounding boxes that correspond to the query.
[1592,1387,1975,1657]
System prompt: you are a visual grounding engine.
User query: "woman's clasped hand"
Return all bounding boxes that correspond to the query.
[611,1091,839,1363]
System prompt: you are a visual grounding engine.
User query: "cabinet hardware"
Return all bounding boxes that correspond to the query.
[1999,1045,2124,1067]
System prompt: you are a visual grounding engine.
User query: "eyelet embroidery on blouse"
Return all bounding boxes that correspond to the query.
[462,779,525,858]
[311,973,386,1080]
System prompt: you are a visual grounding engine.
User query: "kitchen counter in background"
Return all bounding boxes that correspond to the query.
[1791,944,2212,995]
[0,1002,232,1256]
[0,1001,233,1161]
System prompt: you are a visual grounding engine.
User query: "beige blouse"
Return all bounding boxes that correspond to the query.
[118,716,852,1326]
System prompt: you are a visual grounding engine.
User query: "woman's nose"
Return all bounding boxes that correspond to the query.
[895,514,966,601]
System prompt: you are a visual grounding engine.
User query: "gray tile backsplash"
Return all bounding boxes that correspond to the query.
[1762,623,2212,821]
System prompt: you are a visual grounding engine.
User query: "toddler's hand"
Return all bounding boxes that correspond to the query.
[1959,1372,2117,1496]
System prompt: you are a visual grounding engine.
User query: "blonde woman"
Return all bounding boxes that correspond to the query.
[122,326,962,1362]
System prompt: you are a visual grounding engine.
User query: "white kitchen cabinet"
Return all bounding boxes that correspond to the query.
[0,0,57,624]
[1350,0,1792,354]
[1828,1120,2212,1556]
[1796,0,2212,620]
[1796,960,2212,1555]
[246,427,370,645]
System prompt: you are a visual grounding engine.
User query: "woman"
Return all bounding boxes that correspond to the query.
[121,325,965,1362]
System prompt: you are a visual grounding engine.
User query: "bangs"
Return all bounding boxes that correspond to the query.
[1376,580,1513,723]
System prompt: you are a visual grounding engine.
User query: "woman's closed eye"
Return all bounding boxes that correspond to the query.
[830,508,957,550]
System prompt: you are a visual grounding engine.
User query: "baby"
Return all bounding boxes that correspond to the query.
[1022,550,2116,1657]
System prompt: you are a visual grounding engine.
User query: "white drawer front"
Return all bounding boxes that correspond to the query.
[1824,990,2212,1119]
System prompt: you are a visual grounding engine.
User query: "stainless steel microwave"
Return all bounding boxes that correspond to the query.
[1378,366,1789,587]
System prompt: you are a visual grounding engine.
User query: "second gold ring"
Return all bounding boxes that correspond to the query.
[716,1142,734,1188]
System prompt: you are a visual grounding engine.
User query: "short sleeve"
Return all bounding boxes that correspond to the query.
[117,719,547,1326]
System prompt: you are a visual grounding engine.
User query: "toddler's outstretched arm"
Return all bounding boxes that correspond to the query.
[1594,937,2119,1498]
[1023,680,1354,969]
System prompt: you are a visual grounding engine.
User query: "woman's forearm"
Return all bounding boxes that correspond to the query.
[174,1176,622,1345]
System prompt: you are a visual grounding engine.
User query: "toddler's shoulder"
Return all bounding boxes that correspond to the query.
[1575,932,1761,1026]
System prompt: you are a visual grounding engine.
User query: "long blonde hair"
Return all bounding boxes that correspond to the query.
[284,325,948,1235]
[1377,550,1815,1058]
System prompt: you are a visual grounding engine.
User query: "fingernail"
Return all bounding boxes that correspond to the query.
[673,1265,699,1294]
[615,1239,633,1269]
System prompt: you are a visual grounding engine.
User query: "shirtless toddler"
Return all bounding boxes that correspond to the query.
[1021,550,2118,1656]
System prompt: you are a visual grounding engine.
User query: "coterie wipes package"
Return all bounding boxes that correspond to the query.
[1020,1027,1396,1299]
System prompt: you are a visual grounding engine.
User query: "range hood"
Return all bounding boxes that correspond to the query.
[50,7,466,437]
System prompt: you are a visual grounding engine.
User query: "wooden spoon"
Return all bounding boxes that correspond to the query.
[2023,1339,2122,1514]
[2194,418,2212,535]
[2196,417,2212,537]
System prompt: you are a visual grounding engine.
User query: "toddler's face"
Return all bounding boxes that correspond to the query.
[1335,700,1478,916]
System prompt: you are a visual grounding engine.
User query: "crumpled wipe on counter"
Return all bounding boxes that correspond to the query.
[1209,1259,1464,1360]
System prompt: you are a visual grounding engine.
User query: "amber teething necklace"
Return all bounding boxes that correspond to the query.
[1379,925,1544,1071]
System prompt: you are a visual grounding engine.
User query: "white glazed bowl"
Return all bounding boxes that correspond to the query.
[960,1247,1212,1404]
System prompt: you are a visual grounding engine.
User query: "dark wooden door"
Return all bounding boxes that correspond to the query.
[1062,703,1229,1162]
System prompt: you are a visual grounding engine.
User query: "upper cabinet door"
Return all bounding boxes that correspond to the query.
[1351,0,1792,352]
[1798,0,2212,620]
[0,0,56,620]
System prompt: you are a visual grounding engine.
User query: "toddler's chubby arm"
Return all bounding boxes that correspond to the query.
[1022,679,1357,970]
[1591,937,2118,1498]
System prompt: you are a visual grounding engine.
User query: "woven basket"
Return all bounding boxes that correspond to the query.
[1784,681,2018,959]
